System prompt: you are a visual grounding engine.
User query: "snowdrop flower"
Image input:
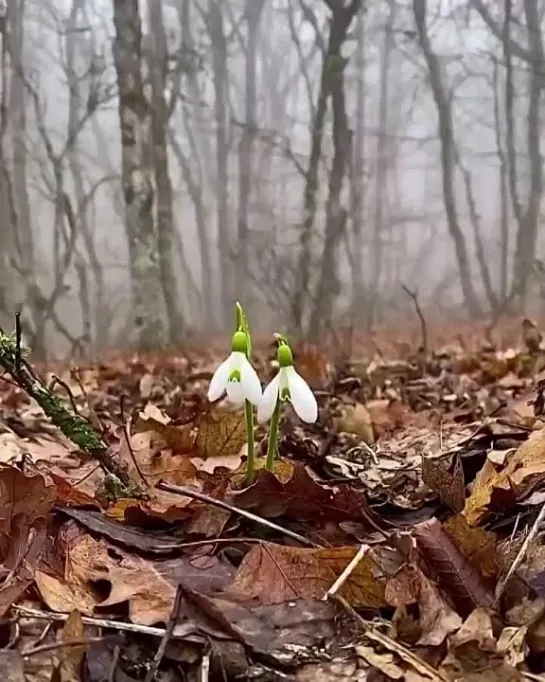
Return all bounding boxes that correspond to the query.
[258,342,318,424]
[208,330,262,406]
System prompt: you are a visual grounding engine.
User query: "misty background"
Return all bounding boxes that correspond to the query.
[0,0,542,358]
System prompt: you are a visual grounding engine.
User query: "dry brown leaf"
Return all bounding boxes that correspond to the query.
[56,610,86,682]
[0,467,55,615]
[37,532,234,625]
[335,403,375,444]
[231,461,382,524]
[417,571,463,646]
[443,514,500,578]
[464,426,545,526]
[356,644,404,679]
[449,608,498,651]
[195,407,247,459]
[413,518,493,617]
[0,651,24,682]
[422,455,465,512]
[229,542,386,608]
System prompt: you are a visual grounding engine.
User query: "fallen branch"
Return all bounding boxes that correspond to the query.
[0,324,140,493]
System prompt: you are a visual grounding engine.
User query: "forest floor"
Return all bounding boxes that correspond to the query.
[1,315,545,681]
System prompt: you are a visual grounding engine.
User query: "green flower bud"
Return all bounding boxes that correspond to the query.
[231,330,248,354]
[277,343,293,368]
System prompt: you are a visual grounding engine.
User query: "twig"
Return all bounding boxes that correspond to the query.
[329,593,448,681]
[323,544,368,600]
[14,312,21,373]
[108,645,121,682]
[156,481,321,548]
[120,394,149,487]
[493,499,545,607]
[144,586,183,682]
[401,284,428,355]
[23,636,118,658]
[14,606,169,638]
[200,652,210,682]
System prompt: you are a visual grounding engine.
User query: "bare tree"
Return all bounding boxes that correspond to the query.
[308,0,361,338]
[112,0,166,351]
[146,0,185,343]
[413,0,482,317]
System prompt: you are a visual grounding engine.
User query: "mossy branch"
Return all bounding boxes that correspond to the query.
[0,329,140,493]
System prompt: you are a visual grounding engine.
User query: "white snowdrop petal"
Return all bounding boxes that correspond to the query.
[207,356,232,401]
[257,372,281,424]
[240,356,263,405]
[226,380,246,404]
[285,366,318,423]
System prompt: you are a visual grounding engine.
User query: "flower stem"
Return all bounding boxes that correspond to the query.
[265,400,281,471]
[244,399,255,485]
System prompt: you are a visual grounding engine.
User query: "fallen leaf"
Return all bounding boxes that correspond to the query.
[37,531,235,625]
[413,518,493,617]
[335,403,375,444]
[0,651,24,682]
[229,542,387,608]
[443,514,500,578]
[56,610,86,682]
[422,455,465,512]
[464,426,545,526]
[231,460,383,525]
[0,467,55,615]
[356,644,404,679]
[178,583,337,662]
[195,407,247,459]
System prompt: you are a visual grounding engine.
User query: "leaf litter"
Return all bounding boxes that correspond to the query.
[5,321,545,679]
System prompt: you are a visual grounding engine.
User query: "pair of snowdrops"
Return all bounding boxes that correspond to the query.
[207,334,318,425]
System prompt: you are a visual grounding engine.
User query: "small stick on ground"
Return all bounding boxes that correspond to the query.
[23,636,120,658]
[144,586,183,682]
[200,652,210,682]
[14,606,170,638]
[493,499,545,608]
[329,593,448,682]
[156,481,321,548]
[323,544,368,600]
[401,284,428,356]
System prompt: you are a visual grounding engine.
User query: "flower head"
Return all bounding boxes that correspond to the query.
[208,330,262,406]
[258,339,318,424]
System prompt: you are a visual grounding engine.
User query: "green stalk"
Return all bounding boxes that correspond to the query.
[244,399,255,484]
[265,400,281,471]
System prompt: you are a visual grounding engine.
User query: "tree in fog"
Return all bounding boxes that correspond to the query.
[112,0,166,351]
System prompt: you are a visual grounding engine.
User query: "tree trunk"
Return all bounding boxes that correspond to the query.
[111,0,166,351]
[146,0,184,344]
[309,0,360,338]
[236,0,265,311]
[413,0,482,317]
[208,0,231,328]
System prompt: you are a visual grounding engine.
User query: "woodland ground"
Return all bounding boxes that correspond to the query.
[1,315,545,681]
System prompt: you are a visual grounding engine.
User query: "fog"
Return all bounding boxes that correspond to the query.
[0,0,542,357]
